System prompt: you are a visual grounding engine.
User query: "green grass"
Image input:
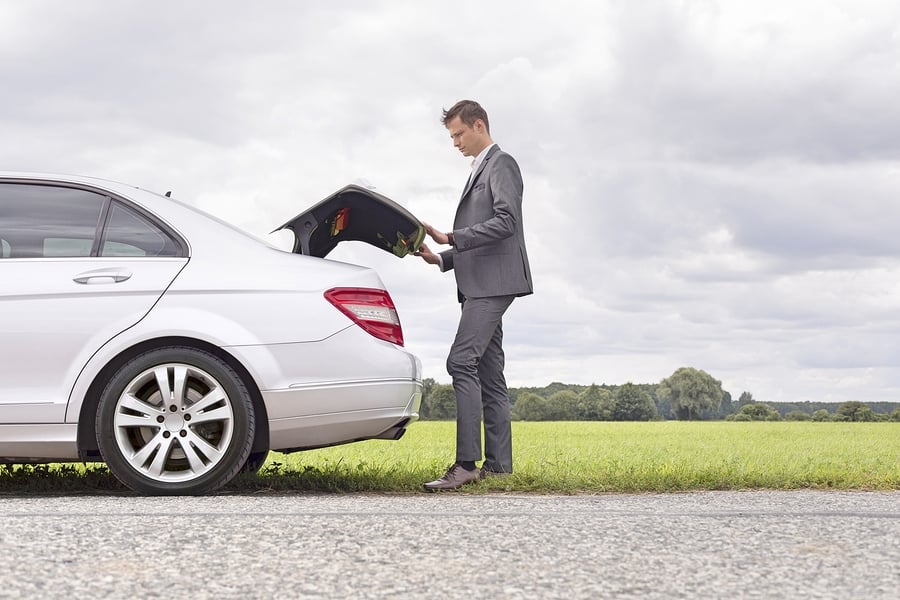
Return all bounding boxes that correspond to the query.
[2,422,898,494]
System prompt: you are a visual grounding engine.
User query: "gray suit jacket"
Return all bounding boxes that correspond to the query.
[440,145,533,301]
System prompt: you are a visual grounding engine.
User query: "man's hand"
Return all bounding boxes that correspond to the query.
[414,242,440,266]
[423,222,450,245]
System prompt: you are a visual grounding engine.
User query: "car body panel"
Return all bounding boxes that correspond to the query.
[0,424,79,462]
[0,256,187,423]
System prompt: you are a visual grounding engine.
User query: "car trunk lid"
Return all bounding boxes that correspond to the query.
[274,184,425,259]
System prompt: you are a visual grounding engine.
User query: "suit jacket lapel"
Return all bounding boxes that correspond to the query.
[460,145,500,201]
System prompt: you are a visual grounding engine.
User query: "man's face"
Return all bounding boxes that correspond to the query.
[446,116,487,158]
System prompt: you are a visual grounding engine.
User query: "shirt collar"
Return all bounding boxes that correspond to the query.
[470,143,496,172]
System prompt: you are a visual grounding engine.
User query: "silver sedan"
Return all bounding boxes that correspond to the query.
[0,172,424,495]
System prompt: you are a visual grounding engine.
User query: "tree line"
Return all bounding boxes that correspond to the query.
[419,367,900,422]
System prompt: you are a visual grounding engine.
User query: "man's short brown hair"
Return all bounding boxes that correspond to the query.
[442,99,490,133]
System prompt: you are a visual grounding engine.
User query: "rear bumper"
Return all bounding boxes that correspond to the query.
[263,377,423,451]
[224,323,424,451]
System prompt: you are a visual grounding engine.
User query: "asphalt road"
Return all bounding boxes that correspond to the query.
[1,491,898,599]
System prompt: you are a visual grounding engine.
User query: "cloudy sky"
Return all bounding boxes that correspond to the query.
[3,1,900,404]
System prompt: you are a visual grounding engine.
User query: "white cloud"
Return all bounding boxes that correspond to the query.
[3,0,900,403]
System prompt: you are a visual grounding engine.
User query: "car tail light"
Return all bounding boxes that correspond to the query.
[324,287,405,346]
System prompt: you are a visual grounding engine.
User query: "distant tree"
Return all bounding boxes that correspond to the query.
[611,383,658,421]
[835,401,876,422]
[652,389,674,419]
[891,407,900,423]
[512,392,549,421]
[542,382,572,397]
[419,381,433,419]
[735,402,781,421]
[717,391,734,418]
[547,390,580,420]
[422,377,437,400]
[737,391,755,407]
[577,385,613,420]
[421,384,456,420]
[658,367,724,420]
[811,409,831,422]
[785,410,811,421]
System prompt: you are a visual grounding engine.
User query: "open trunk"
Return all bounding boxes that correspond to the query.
[274,184,424,259]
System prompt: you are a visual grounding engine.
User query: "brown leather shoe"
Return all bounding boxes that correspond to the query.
[423,464,481,491]
[479,467,511,480]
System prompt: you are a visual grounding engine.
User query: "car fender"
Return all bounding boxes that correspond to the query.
[64,301,347,423]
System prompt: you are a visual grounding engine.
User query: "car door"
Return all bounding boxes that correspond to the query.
[0,181,188,424]
[274,184,425,258]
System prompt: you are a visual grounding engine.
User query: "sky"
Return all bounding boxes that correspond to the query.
[3,1,900,404]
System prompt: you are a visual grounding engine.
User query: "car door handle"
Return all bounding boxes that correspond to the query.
[73,268,133,285]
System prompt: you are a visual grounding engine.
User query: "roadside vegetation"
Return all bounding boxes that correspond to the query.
[2,421,898,495]
[423,369,900,423]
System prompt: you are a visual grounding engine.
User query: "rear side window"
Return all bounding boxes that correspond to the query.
[0,183,104,258]
[101,201,181,257]
[0,182,184,259]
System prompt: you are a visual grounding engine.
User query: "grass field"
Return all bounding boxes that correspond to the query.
[2,421,898,494]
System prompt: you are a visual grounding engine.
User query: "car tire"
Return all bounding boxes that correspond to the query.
[96,347,255,495]
[241,450,269,474]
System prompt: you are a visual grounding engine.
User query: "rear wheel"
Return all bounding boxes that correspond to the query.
[96,347,254,495]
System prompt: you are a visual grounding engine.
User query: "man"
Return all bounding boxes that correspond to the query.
[416,99,533,491]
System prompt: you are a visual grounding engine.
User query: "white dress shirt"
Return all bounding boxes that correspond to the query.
[469,143,496,180]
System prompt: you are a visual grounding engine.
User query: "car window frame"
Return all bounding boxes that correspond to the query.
[0,178,189,259]
[98,198,185,258]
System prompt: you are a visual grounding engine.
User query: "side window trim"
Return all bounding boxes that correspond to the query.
[90,196,113,257]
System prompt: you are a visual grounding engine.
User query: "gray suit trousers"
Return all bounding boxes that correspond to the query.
[447,294,515,472]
